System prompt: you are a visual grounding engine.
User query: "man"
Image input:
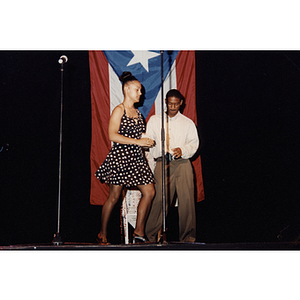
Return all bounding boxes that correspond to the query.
[145,89,199,243]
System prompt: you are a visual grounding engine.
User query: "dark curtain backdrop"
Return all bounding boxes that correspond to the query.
[1,51,299,246]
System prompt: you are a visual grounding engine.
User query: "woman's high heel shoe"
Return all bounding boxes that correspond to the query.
[96,233,110,245]
[133,233,148,244]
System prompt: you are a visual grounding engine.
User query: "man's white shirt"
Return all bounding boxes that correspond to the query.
[145,112,199,159]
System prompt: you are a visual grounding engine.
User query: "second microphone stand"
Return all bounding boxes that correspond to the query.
[53,55,68,245]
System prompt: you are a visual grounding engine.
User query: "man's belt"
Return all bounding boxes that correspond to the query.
[155,153,177,163]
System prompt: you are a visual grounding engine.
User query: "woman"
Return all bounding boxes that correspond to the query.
[95,71,155,244]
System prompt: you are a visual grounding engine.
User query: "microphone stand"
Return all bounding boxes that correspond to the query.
[160,50,167,244]
[53,55,68,245]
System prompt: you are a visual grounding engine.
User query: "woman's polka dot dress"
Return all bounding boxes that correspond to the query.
[95,109,154,187]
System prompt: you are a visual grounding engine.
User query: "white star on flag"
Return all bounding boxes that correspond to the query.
[127,51,160,72]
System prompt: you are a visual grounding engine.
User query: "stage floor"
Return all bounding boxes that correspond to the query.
[1,241,300,250]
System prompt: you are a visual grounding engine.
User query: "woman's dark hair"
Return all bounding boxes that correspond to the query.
[119,71,138,93]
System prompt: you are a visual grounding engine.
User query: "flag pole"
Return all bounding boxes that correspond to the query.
[53,55,68,245]
[160,50,167,244]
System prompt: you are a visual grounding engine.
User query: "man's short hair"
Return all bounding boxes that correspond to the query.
[166,89,184,101]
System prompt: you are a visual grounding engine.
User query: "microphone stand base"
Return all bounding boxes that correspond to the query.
[52,233,64,245]
[158,232,168,245]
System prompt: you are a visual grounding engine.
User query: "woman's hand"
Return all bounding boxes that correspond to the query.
[137,137,155,148]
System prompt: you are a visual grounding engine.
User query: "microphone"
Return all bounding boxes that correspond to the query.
[58,55,68,64]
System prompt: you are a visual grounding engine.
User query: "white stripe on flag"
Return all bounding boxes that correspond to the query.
[154,59,177,115]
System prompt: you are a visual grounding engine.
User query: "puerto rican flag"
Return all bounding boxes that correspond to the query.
[89,50,205,205]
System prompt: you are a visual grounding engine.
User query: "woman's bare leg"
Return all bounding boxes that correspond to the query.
[99,184,123,240]
[134,183,155,237]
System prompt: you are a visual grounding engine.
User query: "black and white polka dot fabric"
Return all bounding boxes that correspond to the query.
[95,109,154,187]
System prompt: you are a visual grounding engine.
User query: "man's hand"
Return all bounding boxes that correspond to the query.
[171,147,182,159]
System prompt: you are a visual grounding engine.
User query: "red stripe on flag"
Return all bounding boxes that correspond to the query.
[176,51,205,202]
[146,102,156,122]
[89,51,110,205]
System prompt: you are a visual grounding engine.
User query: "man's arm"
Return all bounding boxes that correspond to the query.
[179,121,199,159]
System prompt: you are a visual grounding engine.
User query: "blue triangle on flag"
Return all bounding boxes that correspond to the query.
[103,50,179,119]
